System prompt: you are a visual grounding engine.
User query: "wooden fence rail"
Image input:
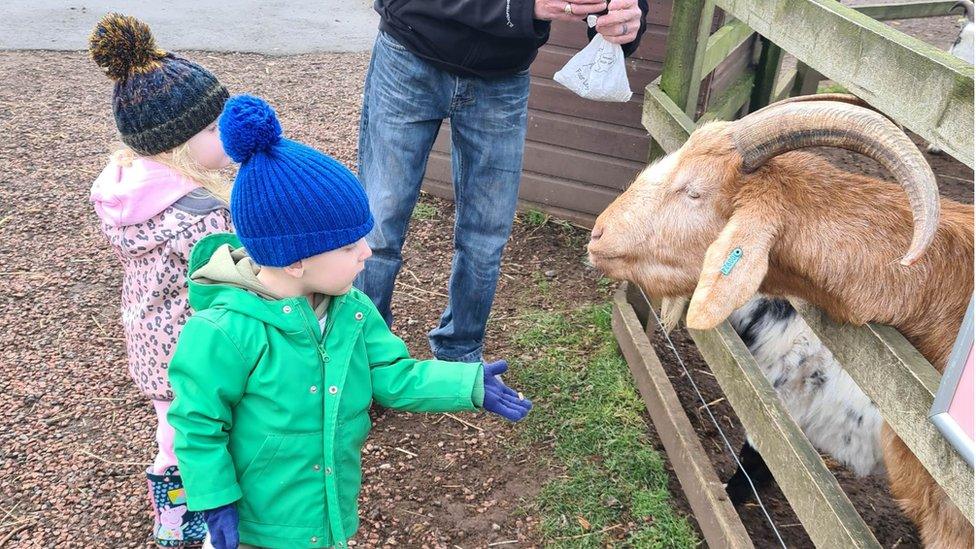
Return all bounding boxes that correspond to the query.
[791,301,974,518]
[715,0,974,166]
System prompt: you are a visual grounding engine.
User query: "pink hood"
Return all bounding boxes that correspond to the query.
[90,158,201,227]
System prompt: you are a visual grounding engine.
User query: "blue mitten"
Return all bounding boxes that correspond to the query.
[203,504,239,549]
[482,360,532,422]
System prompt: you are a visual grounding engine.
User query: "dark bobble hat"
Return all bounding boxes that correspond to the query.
[89,13,229,155]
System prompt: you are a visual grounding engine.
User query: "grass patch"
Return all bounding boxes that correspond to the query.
[532,271,552,297]
[523,209,550,228]
[817,82,849,94]
[519,207,590,249]
[509,304,698,548]
[411,202,438,221]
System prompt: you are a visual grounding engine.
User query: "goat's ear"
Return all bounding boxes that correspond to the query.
[686,206,780,330]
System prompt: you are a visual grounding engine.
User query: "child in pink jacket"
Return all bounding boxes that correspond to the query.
[88,13,232,547]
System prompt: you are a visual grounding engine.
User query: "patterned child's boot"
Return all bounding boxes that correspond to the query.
[147,466,208,547]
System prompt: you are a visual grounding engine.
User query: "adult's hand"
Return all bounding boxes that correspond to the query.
[595,0,642,44]
[535,0,608,22]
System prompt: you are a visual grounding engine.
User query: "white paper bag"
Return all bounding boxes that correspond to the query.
[554,17,633,102]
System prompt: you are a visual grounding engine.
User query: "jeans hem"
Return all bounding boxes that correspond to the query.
[432,347,484,364]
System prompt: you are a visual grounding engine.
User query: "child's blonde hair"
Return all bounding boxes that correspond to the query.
[112,143,231,204]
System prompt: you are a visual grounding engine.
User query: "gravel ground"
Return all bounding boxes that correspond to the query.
[0,49,369,548]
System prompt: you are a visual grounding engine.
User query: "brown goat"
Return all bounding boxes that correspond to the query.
[588,97,973,547]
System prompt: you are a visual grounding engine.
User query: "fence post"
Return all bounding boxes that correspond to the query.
[660,0,715,112]
[650,0,718,161]
[791,61,822,96]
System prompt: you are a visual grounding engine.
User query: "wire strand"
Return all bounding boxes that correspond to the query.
[644,291,788,548]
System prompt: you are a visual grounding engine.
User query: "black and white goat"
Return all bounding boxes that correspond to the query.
[723,297,885,503]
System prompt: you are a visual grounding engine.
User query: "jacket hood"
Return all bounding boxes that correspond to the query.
[90,157,200,227]
[188,233,334,332]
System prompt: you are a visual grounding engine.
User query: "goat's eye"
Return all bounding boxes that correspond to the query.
[687,189,702,199]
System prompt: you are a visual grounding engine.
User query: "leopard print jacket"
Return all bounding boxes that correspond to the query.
[99,188,232,401]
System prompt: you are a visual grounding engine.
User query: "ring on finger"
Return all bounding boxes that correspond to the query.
[564,2,574,15]
[621,23,628,35]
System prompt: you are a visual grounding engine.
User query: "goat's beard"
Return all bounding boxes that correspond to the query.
[659,296,690,333]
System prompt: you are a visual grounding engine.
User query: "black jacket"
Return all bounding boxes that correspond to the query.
[375,0,650,78]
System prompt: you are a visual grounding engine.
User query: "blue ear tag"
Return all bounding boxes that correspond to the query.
[720,247,743,276]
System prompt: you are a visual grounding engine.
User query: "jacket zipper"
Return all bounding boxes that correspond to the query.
[299,296,344,365]
[297,299,329,366]
[295,299,340,542]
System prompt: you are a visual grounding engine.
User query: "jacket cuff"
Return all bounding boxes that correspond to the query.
[472,365,485,408]
[185,483,242,512]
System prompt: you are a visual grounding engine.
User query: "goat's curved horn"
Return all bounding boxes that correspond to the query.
[952,0,974,21]
[731,100,940,266]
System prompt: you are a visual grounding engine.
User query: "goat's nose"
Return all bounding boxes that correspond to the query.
[591,226,604,241]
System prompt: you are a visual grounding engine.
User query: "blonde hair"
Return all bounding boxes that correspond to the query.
[112,143,232,204]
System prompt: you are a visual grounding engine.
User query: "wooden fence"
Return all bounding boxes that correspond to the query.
[615,0,974,546]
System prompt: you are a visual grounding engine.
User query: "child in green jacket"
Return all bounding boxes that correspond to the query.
[168,95,532,549]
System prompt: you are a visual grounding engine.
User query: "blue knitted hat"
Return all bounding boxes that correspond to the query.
[219,95,374,267]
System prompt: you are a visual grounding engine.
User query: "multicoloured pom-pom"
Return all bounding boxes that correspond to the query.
[89,13,167,81]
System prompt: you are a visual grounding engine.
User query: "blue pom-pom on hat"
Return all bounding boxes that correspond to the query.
[219,95,282,163]
[219,94,374,267]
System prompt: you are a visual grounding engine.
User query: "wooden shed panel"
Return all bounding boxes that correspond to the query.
[525,111,650,163]
[431,129,644,190]
[547,23,669,62]
[519,141,644,190]
[645,0,674,28]
[528,79,647,128]
[423,178,601,227]
[424,152,621,215]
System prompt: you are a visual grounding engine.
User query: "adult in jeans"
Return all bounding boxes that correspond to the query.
[356,0,649,363]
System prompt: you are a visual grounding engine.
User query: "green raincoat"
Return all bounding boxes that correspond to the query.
[168,233,485,548]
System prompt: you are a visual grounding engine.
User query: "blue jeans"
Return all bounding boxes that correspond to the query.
[355,31,530,363]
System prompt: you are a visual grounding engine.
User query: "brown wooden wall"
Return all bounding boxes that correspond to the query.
[421,2,752,227]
